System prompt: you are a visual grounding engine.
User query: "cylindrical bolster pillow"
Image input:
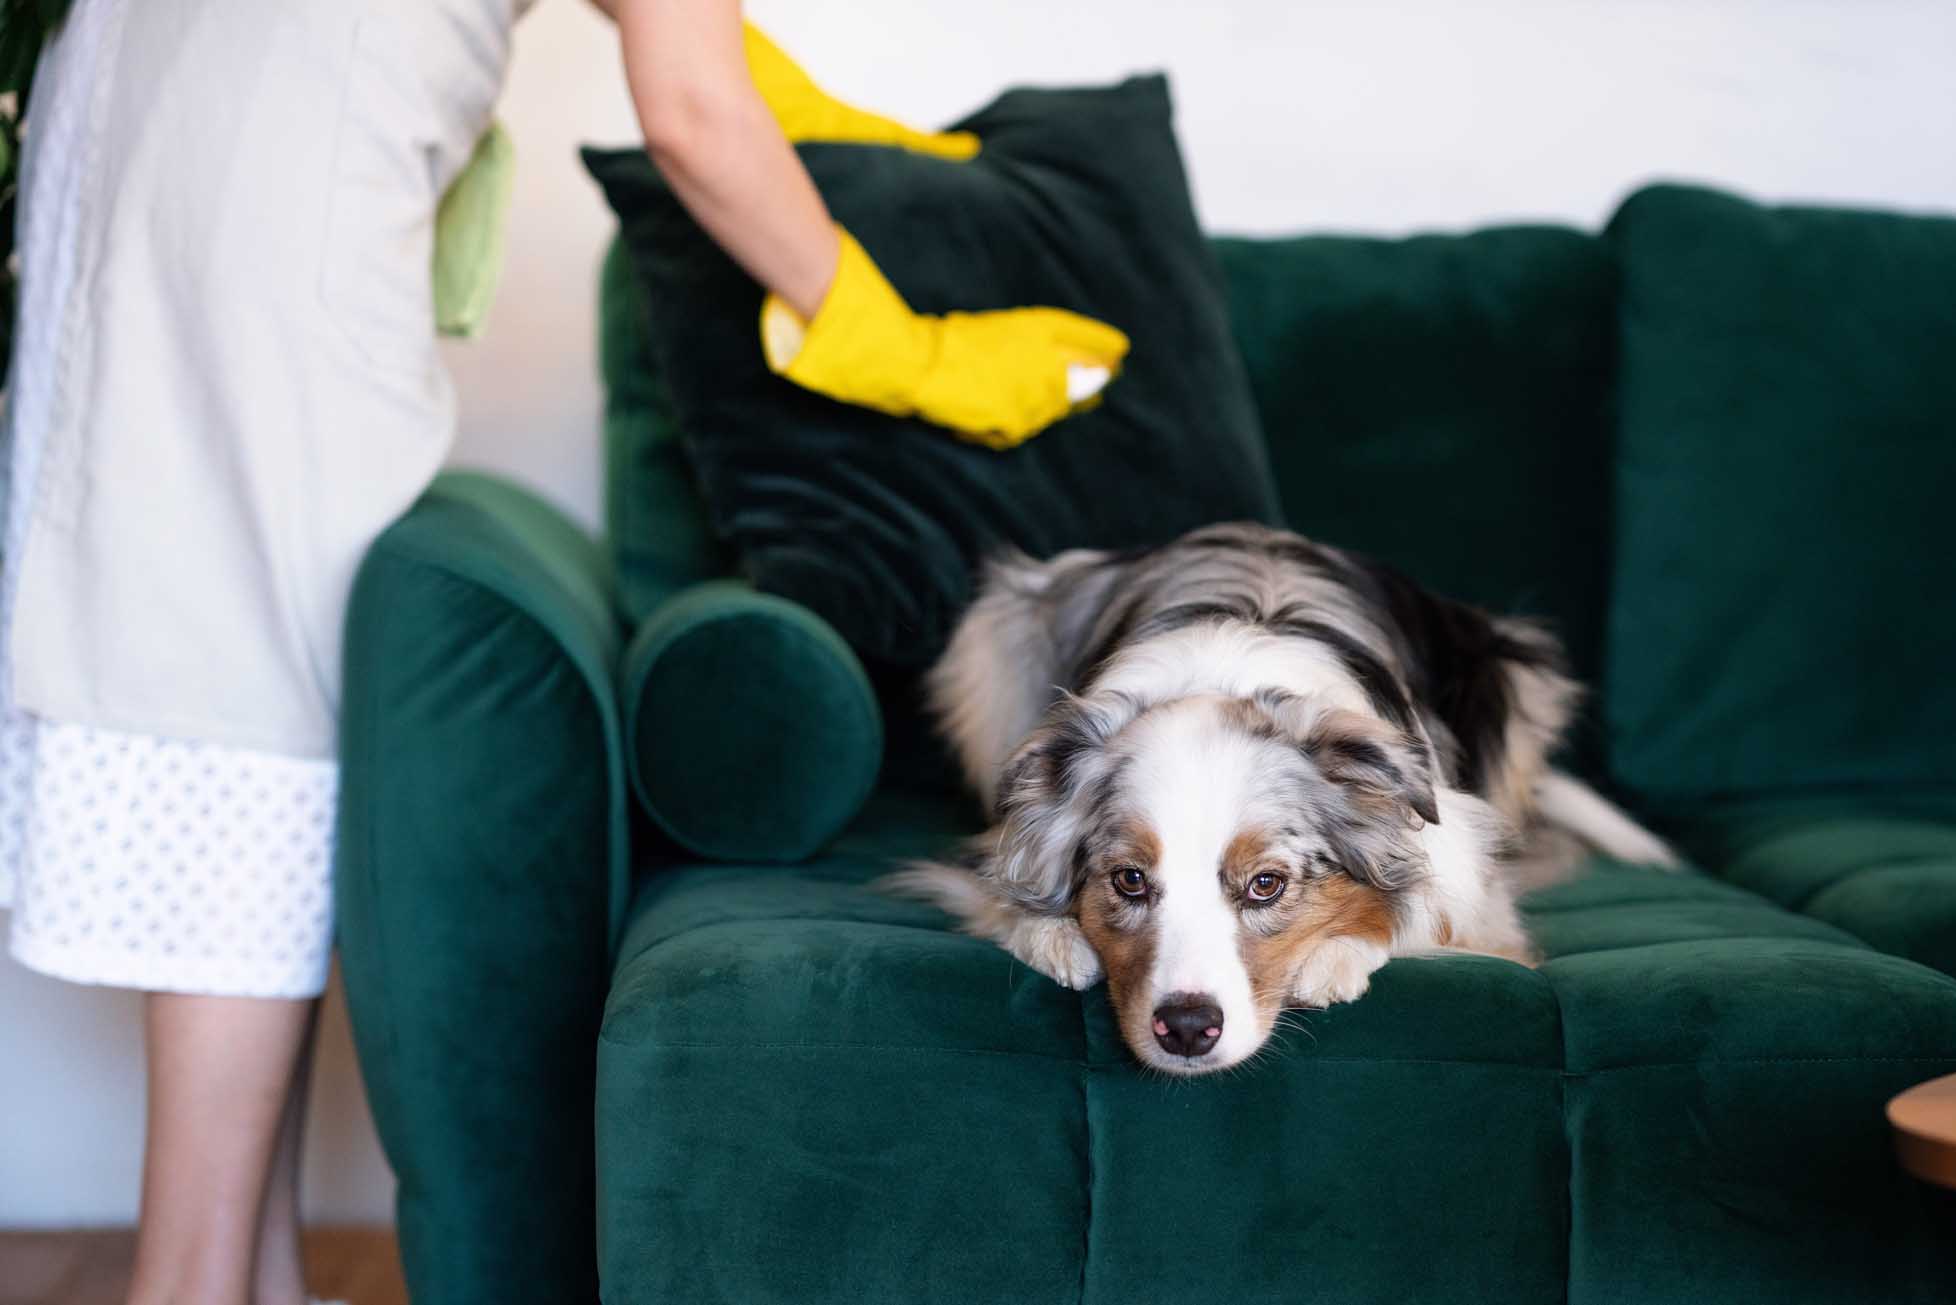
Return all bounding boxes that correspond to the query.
[621,580,882,862]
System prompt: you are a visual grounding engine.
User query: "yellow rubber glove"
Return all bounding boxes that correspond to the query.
[760,227,1130,450]
[743,23,978,158]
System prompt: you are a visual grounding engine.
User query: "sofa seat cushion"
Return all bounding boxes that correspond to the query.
[1669,795,1956,978]
[598,804,1956,1304]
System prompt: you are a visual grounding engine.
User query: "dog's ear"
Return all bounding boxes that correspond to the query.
[982,692,1133,914]
[1251,691,1440,830]
[1249,694,1438,890]
[1301,707,1442,828]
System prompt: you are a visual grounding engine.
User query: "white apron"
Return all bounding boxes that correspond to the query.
[0,0,528,995]
[5,0,523,759]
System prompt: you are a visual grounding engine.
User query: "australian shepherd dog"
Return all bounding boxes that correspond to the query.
[893,523,1674,1075]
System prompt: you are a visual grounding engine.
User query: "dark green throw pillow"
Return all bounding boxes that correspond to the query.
[1605,183,1956,803]
[583,75,1279,667]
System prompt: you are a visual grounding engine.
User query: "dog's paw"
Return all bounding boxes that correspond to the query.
[1009,917,1104,990]
[1288,938,1391,1009]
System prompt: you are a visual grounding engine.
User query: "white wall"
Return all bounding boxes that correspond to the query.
[4,0,1953,1227]
[453,0,1956,526]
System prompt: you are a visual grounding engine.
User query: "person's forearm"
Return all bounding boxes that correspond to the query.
[612,0,838,318]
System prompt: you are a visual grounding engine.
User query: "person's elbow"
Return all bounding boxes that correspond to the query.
[639,78,758,179]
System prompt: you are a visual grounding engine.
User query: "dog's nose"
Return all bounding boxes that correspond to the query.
[1152,996,1224,1057]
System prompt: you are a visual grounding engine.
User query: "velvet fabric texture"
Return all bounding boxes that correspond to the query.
[1604,184,1956,803]
[1213,227,1619,775]
[621,580,882,861]
[1666,794,1956,978]
[337,473,629,1305]
[582,75,1279,669]
[336,185,1956,1305]
[599,239,727,623]
[596,795,1956,1303]
[602,233,882,858]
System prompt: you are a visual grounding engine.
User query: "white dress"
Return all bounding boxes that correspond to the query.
[0,0,524,998]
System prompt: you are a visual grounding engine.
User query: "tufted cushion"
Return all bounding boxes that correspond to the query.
[1672,795,1956,978]
[595,797,1956,1304]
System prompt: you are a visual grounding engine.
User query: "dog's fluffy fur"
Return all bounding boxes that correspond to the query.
[892,522,1675,1074]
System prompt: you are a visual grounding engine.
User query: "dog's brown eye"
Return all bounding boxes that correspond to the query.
[1247,872,1286,904]
[1112,866,1149,899]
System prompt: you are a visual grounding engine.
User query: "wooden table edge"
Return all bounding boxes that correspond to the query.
[1888,1071,1956,1190]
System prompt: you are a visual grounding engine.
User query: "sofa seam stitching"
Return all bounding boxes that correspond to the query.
[590,1037,1956,1074]
[1076,996,1093,1305]
[1626,778,1956,806]
[1536,932,1870,959]
[1523,892,1773,916]
[621,918,1905,973]
[354,555,407,1082]
[1783,851,1956,912]
[1545,967,1573,1305]
[614,914,1006,968]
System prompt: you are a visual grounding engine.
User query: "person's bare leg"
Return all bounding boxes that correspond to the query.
[126,993,319,1305]
[252,1002,321,1305]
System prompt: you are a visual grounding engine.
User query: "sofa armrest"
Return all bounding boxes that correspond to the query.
[336,471,628,1305]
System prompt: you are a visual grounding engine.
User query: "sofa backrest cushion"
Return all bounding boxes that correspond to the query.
[1604,183,1956,805]
[1214,227,1620,774]
[599,239,729,623]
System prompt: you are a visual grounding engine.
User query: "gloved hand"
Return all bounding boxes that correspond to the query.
[760,227,1130,450]
[743,23,978,159]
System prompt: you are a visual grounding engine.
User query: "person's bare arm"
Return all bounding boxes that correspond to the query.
[592,0,838,318]
[583,0,1129,444]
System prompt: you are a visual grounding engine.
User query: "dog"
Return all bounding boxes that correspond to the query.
[891,522,1675,1075]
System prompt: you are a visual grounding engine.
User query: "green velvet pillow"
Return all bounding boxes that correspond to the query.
[583,75,1279,668]
[1605,183,1956,803]
[621,581,882,862]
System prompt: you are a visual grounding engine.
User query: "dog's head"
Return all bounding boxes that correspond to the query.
[975,688,1442,1074]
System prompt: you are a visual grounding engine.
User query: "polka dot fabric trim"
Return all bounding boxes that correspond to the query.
[0,713,338,999]
[0,0,334,999]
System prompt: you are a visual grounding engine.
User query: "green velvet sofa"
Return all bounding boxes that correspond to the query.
[337,182,1956,1304]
